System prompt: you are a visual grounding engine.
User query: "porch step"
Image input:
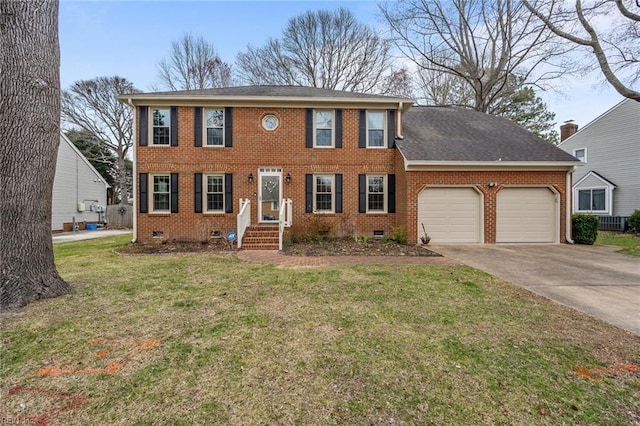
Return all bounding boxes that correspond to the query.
[241,225,279,250]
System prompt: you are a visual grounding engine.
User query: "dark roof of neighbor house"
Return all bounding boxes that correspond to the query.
[398,106,580,163]
[121,85,414,105]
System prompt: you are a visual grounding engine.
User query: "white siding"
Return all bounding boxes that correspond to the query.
[52,135,108,230]
[558,99,640,216]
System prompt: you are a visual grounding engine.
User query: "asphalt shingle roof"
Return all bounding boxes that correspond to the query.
[398,106,580,163]
[137,85,411,101]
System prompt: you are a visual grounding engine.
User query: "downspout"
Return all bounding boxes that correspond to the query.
[566,168,575,244]
[128,98,137,243]
[397,102,403,138]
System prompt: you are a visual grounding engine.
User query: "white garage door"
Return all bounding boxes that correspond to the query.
[418,187,482,244]
[496,187,556,243]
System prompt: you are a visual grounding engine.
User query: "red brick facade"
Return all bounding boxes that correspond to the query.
[134,103,573,245]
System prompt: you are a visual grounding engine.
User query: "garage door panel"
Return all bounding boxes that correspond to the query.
[418,188,481,244]
[497,188,556,243]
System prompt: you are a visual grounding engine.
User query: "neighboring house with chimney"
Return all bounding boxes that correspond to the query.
[52,133,109,231]
[119,86,580,248]
[558,98,640,230]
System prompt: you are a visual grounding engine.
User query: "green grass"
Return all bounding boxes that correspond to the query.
[597,231,640,256]
[1,235,639,425]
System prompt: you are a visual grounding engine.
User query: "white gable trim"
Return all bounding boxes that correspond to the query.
[572,171,616,216]
[558,98,631,147]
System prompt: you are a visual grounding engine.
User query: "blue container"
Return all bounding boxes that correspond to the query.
[86,223,98,230]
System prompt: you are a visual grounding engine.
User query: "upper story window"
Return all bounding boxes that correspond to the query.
[314,110,334,147]
[573,148,586,163]
[367,175,386,212]
[151,108,171,145]
[152,174,170,212]
[205,109,224,146]
[205,174,224,212]
[314,175,335,213]
[367,111,385,148]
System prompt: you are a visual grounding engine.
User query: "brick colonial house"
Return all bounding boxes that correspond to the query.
[119,86,579,248]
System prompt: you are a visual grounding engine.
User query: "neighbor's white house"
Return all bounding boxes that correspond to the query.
[558,98,640,229]
[52,133,109,231]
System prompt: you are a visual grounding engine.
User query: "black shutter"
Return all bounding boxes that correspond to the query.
[335,174,343,213]
[358,174,366,213]
[170,173,179,213]
[388,174,396,213]
[139,173,148,213]
[305,109,313,148]
[335,109,343,148]
[305,174,313,213]
[224,173,233,213]
[224,107,233,147]
[194,173,202,213]
[387,110,396,149]
[194,107,202,147]
[358,109,366,148]
[170,106,178,146]
[139,107,148,146]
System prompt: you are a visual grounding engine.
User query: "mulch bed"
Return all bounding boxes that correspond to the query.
[116,238,441,257]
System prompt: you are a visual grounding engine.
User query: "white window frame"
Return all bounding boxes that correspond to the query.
[314,174,335,213]
[204,108,224,147]
[314,110,335,148]
[150,108,171,146]
[573,148,587,163]
[575,187,609,215]
[150,173,171,213]
[366,110,386,148]
[204,174,225,213]
[366,174,387,213]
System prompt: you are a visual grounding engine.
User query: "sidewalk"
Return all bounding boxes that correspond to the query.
[237,250,460,267]
[52,229,132,244]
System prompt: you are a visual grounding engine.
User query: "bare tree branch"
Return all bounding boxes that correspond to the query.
[155,33,233,90]
[61,76,140,204]
[236,8,393,94]
[523,0,640,101]
[381,0,573,112]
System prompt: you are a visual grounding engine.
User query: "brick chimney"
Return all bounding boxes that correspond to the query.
[560,121,578,142]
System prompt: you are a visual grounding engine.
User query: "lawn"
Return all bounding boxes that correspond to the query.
[597,231,640,256]
[1,235,639,425]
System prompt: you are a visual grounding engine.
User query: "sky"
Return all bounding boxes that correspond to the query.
[59,0,625,132]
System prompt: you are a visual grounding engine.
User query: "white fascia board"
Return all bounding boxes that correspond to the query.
[404,161,580,171]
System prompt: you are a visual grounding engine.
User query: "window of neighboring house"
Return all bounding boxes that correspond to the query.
[205,174,224,212]
[367,175,386,212]
[152,174,170,212]
[151,108,171,145]
[573,148,586,163]
[577,188,607,213]
[314,175,334,212]
[314,110,334,147]
[205,109,224,146]
[367,111,385,148]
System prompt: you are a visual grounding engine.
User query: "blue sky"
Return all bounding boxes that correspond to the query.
[59,0,623,131]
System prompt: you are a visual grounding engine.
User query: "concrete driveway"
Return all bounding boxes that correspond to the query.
[52,229,132,244]
[432,244,640,336]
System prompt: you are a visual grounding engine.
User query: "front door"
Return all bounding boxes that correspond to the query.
[258,168,282,223]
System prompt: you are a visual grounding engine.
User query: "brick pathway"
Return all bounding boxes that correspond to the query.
[237,250,460,267]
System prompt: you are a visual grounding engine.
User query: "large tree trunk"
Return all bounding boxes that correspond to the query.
[0,0,73,312]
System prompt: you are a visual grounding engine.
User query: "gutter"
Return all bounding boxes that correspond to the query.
[566,168,576,244]
[128,98,137,243]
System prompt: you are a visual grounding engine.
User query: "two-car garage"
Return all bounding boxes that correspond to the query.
[418,186,558,244]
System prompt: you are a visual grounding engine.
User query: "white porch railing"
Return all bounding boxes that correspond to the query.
[278,198,293,250]
[237,198,251,248]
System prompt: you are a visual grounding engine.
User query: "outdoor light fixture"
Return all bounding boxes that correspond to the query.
[285,173,291,183]
[488,182,497,188]
[248,173,254,183]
